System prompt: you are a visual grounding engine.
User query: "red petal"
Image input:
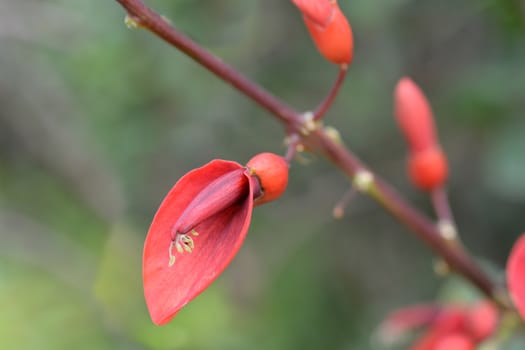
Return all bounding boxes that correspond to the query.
[292,0,334,27]
[434,333,475,350]
[143,160,254,325]
[507,234,525,322]
[409,309,466,350]
[378,303,442,344]
[465,300,499,342]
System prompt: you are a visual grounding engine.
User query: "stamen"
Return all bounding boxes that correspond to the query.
[168,241,176,267]
[175,241,184,254]
[167,232,197,266]
[180,235,194,250]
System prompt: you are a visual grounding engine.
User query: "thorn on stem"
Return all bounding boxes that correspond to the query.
[284,133,302,163]
[353,170,374,193]
[437,220,458,242]
[433,258,451,276]
[124,14,143,29]
[324,126,343,145]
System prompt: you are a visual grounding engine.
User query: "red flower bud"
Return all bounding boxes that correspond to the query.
[434,333,475,350]
[408,147,448,191]
[143,154,288,325]
[292,0,353,65]
[247,152,289,205]
[395,77,438,153]
[394,78,448,191]
[507,234,525,322]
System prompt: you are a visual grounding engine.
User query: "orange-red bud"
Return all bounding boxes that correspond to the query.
[292,0,353,65]
[247,152,289,205]
[395,78,448,191]
[395,77,437,153]
[408,147,448,191]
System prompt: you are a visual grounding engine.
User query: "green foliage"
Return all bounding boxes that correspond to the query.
[1,0,524,349]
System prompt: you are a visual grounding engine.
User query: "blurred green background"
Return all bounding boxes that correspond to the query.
[1,0,524,349]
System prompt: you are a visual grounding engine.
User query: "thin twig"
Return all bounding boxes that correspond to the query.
[431,187,455,225]
[284,133,301,164]
[313,65,348,121]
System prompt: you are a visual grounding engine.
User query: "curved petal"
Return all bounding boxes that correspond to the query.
[377,304,442,345]
[409,310,466,350]
[507,234,525,322]
[143,160,254,325]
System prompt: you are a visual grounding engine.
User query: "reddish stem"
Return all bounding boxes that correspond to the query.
[311,129,498,300]
[313,65,348,121]
[114,0,503,305]
[284,134,301,164]
[115,0,299,127]
[431,187,456,228]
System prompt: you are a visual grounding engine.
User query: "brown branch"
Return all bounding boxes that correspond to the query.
[312,129,500,302]
[114,0,504,305]
[116,0,299,127]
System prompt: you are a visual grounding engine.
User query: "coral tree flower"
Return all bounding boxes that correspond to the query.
[291,0,354,65]
[143,153,288,325]
[378,301,499,350]
[394,77,448,191]
[507,234,525,322]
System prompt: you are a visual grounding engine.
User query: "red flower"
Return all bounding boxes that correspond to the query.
[408,308,466,350]
[378,301,498,350]
[291,0,354,65]
[377,303,441,344]
[394,77,448,191]
[507,234,525,322]
[143,153,288,325]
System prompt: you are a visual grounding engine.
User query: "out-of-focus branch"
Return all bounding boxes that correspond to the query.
[114,0,506,306]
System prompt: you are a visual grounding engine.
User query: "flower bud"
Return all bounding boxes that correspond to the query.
[394,78,448,191]
[395,77,437,153]
[292,0,353,65]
